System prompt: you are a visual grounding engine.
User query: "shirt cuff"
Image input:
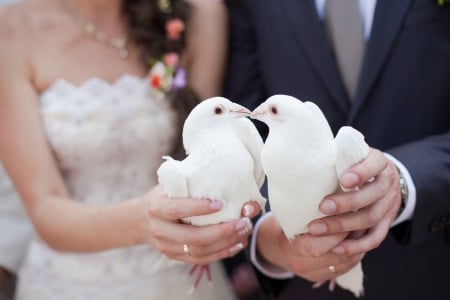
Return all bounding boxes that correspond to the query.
[384,153,417,227]
[250,212,295,279]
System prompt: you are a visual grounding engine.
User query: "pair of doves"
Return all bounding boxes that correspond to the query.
[157,95,368,297]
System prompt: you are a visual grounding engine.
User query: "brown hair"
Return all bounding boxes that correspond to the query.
[122,0,199,159]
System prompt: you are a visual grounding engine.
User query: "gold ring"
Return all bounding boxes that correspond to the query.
[328,265,337,274]
[183,244,190,256]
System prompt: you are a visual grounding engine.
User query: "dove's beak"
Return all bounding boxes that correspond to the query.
[250,106,266,121]
[229,104,251,118]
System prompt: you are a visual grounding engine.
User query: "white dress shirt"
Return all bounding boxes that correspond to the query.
[250,0,417,278]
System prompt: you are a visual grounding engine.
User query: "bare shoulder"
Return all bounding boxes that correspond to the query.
[0,0,61,71]
[0,1,43,51]
[184,0,227,19]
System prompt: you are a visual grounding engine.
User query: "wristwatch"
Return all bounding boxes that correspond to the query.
[397,168,409,216]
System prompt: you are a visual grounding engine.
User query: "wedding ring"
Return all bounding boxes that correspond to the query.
[183,244,190,256]
[328,265,337,274]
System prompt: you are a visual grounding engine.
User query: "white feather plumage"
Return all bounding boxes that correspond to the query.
[157,97,267,289]
[251,94,369,297]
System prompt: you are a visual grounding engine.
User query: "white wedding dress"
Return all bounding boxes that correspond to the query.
[14,75,237,300]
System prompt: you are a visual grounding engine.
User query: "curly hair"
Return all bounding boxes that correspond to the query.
[122,0,200,159]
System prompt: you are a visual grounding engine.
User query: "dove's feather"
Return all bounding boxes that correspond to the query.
[158,97,266,227]
[157,156,189,198]
[261,125,338,240]
[182,130,266,226]
[233,118,265,188]
[334,126,370,178]
[253,95,366,297]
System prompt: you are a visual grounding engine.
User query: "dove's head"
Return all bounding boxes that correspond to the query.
[251,94,329,130]
[182,97,251,152]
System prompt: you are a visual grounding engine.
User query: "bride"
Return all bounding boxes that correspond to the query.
[0,0,260,299]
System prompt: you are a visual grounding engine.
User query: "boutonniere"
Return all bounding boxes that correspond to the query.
[437,0,450,5]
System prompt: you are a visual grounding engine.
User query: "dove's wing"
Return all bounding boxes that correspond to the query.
[233,118,265,188]
[334,126,370,181]
[157,156,189,198]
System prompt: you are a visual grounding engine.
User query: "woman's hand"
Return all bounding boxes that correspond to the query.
[143,185,261,265]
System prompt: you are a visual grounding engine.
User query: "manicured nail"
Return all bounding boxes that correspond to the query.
[243,204,255,217]
[320,199,336,214]
[235,217,252,236]
[332,246,345,254]
[209,200,223,210]
[229,242,244,253]
[342,173,359,187]
[309,223,327,235]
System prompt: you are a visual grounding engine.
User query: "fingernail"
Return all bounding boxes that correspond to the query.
[229,242,244,253]
[309,223,327,235]
[342,173,359,187]
[320,199,336,214]
[236,217,252,236]
[209,200,223,210]
[243,204,255,217]
[332,246,345,254]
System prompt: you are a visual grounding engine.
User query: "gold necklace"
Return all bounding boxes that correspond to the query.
[58,0,129,58]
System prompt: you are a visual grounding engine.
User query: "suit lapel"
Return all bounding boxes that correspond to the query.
[349,0,413,122]
[279,0,349,114]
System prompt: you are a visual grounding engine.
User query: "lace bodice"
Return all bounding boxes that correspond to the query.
[15,76,236,300]
[40,75,176,204]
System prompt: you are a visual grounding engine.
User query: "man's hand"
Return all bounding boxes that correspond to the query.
[257,215,364,283]
[307,148,402,255]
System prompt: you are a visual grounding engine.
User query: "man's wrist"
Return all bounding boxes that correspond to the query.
[396,166,409,217]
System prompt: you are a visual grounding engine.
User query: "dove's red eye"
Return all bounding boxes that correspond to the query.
[270,106,278,115]
[214,107,223,115]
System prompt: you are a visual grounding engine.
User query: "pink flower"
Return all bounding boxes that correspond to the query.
[163,52,179,67]
[166,18,185,40]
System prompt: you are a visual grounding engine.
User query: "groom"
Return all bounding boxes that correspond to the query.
[224,0,450,299]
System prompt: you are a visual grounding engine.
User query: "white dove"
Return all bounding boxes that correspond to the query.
[251,94,369,298]
[157,96,267,290]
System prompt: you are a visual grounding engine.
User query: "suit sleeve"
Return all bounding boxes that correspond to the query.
[387,131,450,246]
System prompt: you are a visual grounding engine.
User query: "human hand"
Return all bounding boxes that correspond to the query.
[307,148,402,255]
[144,185,261,265]
[257,215,363,283]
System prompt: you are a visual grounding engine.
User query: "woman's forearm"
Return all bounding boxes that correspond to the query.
[30,195,148,252]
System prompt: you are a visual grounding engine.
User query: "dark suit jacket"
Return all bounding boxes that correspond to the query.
[224,0,450,299]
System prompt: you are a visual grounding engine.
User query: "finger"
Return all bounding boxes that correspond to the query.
[155,221,252,258]
[331,216,392,255]
[241,201,262,218]
[149,195,223,221]
[290,253,363,283]
[311,171,397,235]
[171,238,248,265]
[291,232,348,257]
[149,216,253,247]
[320,174,388,215]
[340,148,388,189]
[160,235,249,265]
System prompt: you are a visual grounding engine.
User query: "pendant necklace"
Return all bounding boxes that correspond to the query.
[58,0,129,59]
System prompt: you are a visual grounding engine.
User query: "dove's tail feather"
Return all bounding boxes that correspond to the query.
[335,262,364,298]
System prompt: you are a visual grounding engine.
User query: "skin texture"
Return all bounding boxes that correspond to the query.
[0,0,259,265]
